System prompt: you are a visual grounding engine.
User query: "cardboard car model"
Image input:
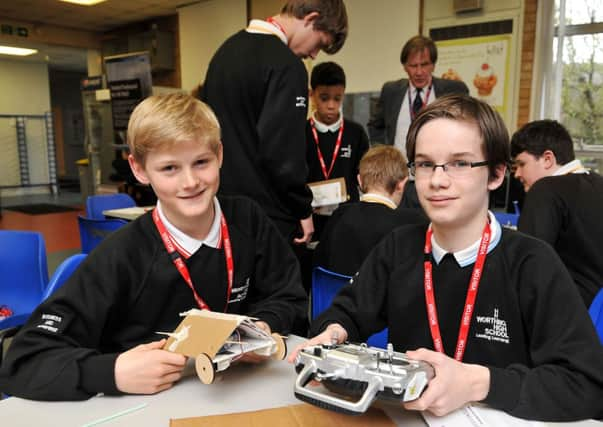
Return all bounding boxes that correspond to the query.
[161,309,287,384]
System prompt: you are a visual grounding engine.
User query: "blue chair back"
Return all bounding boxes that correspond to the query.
[86,193,136,220]
[588,288,603,344]
[494,200,520,229]
[494,213,519,229]
[312,266,388,348]
[0,230,48,330]
[78,216,128,254]
[43,254,87,301]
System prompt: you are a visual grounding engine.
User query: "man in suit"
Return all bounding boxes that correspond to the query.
[367,35,468,207]
[368,35,469,152]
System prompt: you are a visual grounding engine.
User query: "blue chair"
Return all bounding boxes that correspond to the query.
[43,254,87,301]
[589,288,603,344]
[0,231,49,361]
[86,193,136,220]
[78,216,128,254]
[312,266,389,348]
[494,200,520,229]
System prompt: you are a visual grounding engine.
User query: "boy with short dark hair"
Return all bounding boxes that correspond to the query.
[511,119,603,306]
[292,94,603,421]
[314,145,426,275]
[306,61,369,239]
[0,93,307,401]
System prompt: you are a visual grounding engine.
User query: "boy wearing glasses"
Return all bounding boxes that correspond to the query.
[291,94,603,421]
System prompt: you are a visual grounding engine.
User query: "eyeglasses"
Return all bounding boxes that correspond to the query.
[408,160,489,178]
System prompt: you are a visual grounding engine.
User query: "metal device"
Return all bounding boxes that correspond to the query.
[294,342,434,415]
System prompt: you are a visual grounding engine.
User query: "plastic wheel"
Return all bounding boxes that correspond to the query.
[195,353,215,384]
[271,333,287,360]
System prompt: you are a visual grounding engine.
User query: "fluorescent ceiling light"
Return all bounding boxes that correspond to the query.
[0,46,38,56]
[59,0,107,5]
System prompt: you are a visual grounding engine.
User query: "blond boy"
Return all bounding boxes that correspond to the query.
[0,94,307,400]
[314,145,426,275]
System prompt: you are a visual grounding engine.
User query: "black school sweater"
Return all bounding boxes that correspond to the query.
[519,173,603,306]
[313,201,427,275]
[202,30,312,225]
[312,224,603,421]
[305,118,369,203]
[0,196,307,401]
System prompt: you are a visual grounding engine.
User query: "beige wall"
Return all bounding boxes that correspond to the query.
[0,59,51,115]
[0,59,52,194]
[315,0,420,93]
[423,0,524,130]
[178,0,247,92]
[178,0,420,94]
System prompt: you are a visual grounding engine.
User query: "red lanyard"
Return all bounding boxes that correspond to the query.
[423,222,491,361]
[310,118,345,180]
[152,208,234,312]
[266,17,287,37]
[408,85,432,120]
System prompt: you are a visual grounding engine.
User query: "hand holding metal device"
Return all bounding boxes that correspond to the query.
[293,342,434,415]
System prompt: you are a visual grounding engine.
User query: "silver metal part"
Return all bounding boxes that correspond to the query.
[294,342,434,414]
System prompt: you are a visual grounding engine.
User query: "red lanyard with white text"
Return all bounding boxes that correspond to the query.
[409,85,432,120]
[423,222,491,361]
[152,208,234,312]
[310,117,345,180]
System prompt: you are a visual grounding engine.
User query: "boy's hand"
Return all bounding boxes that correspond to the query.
[287,323,348,363]
[403,348,490,416]
[293,216,314,244]
[238,321,272,364]
[115,339,187,394]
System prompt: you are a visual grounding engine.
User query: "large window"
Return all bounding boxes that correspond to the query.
[551,0,603,169]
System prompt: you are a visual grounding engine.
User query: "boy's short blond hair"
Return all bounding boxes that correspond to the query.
[127,93,221,164]
[358,145,408,194]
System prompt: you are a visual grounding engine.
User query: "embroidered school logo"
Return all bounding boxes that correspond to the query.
[228,277,250,304]
[36,313,63,333]
[340,144,352,158]
[295,96,307,108]
[475,308,510,344]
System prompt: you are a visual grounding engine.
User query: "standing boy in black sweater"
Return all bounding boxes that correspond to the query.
[290,95,603,421]
[202,0,348,245]
[0,94,307,401]
[306,61,369,241]
[511,119,603,306]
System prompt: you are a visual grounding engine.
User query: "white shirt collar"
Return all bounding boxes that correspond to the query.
[553,159,589,175]
[246,19,287,45]
[156,197,222,256]
[431,211,502,267]
[360,193,397,209]
[312,112,343,133]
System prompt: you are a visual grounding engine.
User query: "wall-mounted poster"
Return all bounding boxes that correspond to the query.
[434,34,511,117]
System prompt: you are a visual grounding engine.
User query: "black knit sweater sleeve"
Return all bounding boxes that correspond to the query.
[482,236,603,421]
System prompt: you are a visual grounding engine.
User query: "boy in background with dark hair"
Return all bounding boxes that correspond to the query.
[314,145,426,275]
[292,95,603,421]
[512,119,603,306]
[0,94,307,401]
[306,61,369,239]
[202,0,348,246]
